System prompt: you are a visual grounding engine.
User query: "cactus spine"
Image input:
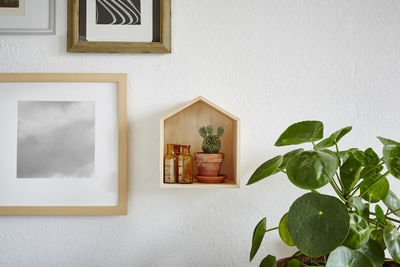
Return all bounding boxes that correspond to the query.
[199,125,224,153]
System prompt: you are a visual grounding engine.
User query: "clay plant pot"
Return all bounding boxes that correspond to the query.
[276,256,400,267]
[194,153,224,176]
[276,256,325,267]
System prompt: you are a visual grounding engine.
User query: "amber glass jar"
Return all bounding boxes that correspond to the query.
[178,145,193,184]
[164,144,177,183]
[173,144,181,181]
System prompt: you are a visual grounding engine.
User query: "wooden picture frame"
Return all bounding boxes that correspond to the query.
[0,0,56,35]
[0,73,128,215]
[67,0,171,53]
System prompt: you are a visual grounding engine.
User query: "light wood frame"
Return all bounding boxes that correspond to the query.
[160,97,240,188]
[67,0,171,53]
[0,0,56,35]
[0,73,128,215]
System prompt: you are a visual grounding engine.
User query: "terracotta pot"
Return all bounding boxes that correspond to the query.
[194,153,224,176]
[276,256,400,267]
[276,256,325,267]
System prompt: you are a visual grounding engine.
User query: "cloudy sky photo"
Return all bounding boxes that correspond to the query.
[17,101,95,178]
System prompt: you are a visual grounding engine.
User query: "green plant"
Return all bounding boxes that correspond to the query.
[199,125,224,153]
[247,120,400,267]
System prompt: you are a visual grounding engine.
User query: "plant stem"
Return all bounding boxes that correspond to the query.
[335,172,344,192]
[385,208,390,224]
[331,178,342,195]
[348,182,362,198]
[312,142,317,150]
[265,227,279,233]
[308,257,323,266]
[359,171,389,198]
[330,181,346,202]
[332,143,346,193]
[368,219,385,228]
[367,199,371,220]
[387,208,400,216]
[277,168,287,174]
[335,143,340,154]
[385,216,400,224]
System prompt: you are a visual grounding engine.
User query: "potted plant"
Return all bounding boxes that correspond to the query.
[194,125,226,183]
[247,120,400,267]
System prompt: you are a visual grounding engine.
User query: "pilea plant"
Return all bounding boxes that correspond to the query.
[199,125,224,153]
[247,121,400,267]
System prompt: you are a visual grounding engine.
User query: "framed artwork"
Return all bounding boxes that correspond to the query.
[67,0,171,53]
[0,73,128,215]
[0,0,55,35]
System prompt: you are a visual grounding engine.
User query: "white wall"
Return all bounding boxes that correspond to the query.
[1,0,400,266]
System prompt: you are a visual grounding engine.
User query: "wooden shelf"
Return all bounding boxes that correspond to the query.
[160,96,240,188]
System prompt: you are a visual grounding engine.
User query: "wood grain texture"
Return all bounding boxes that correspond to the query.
[67,0,171,53]
[0,73,128,215]
[160,97,240,188]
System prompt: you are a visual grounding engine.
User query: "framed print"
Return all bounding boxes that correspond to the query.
[0,0,55,35]
[0,73,128,215]
[67,0,171,53]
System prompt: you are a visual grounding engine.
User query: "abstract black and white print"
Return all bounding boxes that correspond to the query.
[17,101,95,179]
[96,0,141,25]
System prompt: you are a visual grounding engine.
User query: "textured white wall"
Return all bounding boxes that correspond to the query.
[1,0,400,266]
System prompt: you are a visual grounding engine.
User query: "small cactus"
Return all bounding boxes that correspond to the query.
[199,125,224,153]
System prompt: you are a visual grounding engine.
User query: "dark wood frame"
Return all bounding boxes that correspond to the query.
[67,0,171,53]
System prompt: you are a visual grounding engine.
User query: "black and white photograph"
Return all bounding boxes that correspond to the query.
[0,0,24,17]
[96,0,141,25]
[17,101,95,179]
[0,74,125,214]
[0,0,19,8]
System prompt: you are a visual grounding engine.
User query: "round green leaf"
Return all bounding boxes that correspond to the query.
[250,217,266,261]
[338,148,359,160]
[279,149,304,170]
[326,246,373,267]
[353,148,379,167]
[340,153,362,194]
[278,213,294,246]
[315,126,352,149]
[360,165,383,180]
[275,121,323,146]
[383,190,400,217]
[384,227,400,263]
[383,144,400,179]
[286,150,338,190]
[342,213,371,249]
[370,229,386,250]
[321,149,340,165]
[287,193,350,257]
[358,239,385,267]
[348,196,370,219]
[360,174,389,203]
[247,156,283,185]
[259,255,277,267]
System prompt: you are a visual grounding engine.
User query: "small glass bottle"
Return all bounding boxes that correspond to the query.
[178,145,193,184]
[173,144,181,182]
[164,144,177,183]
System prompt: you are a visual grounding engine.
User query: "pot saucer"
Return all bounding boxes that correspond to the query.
[196,175,226,184]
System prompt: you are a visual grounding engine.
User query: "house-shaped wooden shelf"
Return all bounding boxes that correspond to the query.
[160,97,240,188]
